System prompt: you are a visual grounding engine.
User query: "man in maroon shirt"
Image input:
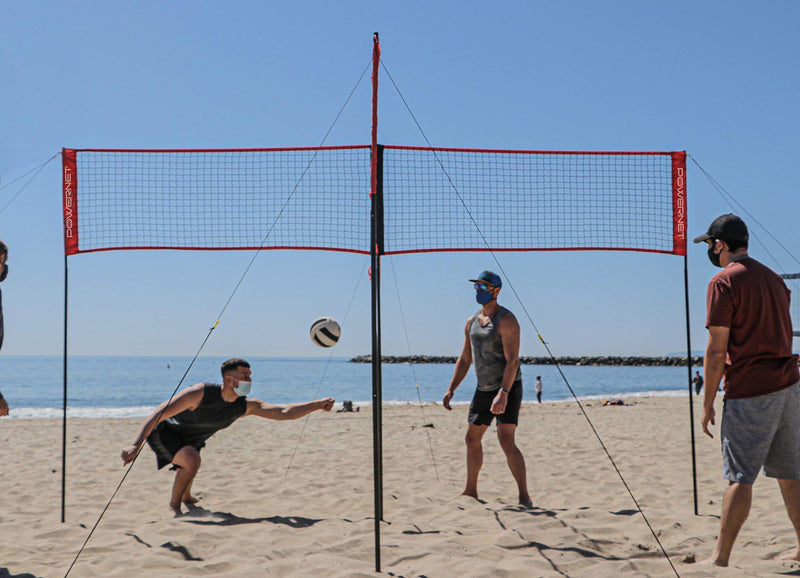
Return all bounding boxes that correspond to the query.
[696,214,800,567]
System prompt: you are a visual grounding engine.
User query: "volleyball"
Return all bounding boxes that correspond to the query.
[310,316,341,348]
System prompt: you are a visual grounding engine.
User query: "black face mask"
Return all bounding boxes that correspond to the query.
[707,242,722,268]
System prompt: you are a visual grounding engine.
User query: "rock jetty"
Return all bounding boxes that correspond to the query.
[349,355,703,367]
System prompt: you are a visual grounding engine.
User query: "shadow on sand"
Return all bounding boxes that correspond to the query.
[178,504,322,528]
[0,569,40,578]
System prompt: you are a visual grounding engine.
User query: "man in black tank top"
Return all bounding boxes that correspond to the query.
[122,358,334,516]
[442,271,532,508]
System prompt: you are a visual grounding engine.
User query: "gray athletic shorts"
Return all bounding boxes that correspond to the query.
[721,382,800,485]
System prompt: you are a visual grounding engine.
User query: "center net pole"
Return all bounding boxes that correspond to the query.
[369,32,384,574]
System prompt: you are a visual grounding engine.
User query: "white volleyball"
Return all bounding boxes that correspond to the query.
[310,316,341,348]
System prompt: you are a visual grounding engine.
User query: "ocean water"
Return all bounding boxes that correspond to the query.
[0,355,693,419]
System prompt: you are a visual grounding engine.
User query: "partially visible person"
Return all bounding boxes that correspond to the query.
[694,214,800,567]
[0,240,9,417]
[122,358,334,516]
[535,376,543,404]
[692,371,704,395]
[442,271,532,508]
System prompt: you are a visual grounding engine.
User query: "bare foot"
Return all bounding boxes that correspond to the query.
[182,495,199,505]
[461,490,479,500]
[697,556,727,567]
[779,550,800,562]
[519,496,533,509]
[168,503,183,517]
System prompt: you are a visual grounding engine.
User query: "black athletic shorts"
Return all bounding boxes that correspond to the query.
[147,425,203,470]
[468,381,523,426]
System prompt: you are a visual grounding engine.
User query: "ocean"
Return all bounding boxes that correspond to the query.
[0,355,694,419]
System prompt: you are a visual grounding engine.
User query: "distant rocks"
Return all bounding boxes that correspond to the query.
[349,355,703,367]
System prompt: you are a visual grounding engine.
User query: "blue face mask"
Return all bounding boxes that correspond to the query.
[475,289,493,305]
[233,380,252,397]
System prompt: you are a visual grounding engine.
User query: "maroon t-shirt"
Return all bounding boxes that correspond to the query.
[706,255,799,399]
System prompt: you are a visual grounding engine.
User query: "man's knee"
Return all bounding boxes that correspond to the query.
[173,447,201,473]
[497,426,518,453]
[465,426,486,447]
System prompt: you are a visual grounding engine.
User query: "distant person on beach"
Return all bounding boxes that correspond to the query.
[692,371,704,395]
[442,271,532,508]
[0,239,9,417]
[121,358,334,516]
[535,376,543,404]
[695,214,800,567]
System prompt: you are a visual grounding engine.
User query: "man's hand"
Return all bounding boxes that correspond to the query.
[121,444,139,466]
[442,390,454,411]
[702,406,716,438]
[491,391,508,415]
[318,398,335,412]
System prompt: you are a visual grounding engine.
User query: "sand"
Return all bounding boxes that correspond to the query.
[1,396,800,577]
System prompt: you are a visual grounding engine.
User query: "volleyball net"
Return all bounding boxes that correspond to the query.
[62,147,686,256]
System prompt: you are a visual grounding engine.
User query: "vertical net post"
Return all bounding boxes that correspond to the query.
[369,31,383,574]
[61,255,68,523]
[672,151,698,514]
[683,254,699,516]
[61,149,77,522]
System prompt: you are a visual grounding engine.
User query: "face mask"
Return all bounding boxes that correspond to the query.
[475,289,493,305]
[707,243,722,268]
[233,380,251,397]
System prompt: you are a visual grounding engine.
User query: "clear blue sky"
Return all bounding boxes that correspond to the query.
[1,1,798,359]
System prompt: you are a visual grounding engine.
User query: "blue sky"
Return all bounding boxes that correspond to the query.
[1,1,798,359]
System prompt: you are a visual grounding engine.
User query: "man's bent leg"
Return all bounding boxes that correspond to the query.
[704,482,752,567]
[778,478,800,561]
[464,424,488,499]
[182,478,198,505]
[497,424,532,507]
[170,446,201,516]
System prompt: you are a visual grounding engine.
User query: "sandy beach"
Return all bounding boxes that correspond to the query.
[2,396,800,577]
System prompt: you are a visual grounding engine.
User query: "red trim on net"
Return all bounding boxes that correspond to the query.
[385,246,680,256]
[62,149,79,256]
[66,145,371,154]
[68,245,371,256]
[671,151,688,257]
[383,145,677,156]
[65,145,676,157]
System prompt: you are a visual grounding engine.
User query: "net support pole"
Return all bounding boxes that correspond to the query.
[61,255,69,523]
[61,148,77,524]
[684,254,698,516]
[672,153,698,515]
[369,32,384,574]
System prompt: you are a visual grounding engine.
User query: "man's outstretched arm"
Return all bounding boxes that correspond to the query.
[245,397,335,420]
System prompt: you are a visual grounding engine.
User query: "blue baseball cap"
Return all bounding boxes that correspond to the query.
[469,270,502,288]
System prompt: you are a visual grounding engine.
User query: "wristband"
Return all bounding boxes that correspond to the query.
[500,387,509,394]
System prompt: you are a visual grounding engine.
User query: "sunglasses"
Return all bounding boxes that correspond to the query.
[474,282,495,291]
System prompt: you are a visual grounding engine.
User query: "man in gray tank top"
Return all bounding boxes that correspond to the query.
[442,271,532,508]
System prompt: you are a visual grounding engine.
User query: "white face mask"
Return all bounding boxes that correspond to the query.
[233,380,251,397]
